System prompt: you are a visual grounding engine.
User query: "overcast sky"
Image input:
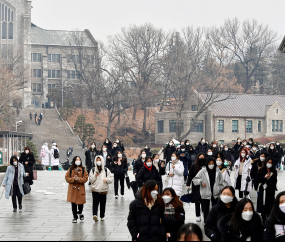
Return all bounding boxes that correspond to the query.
[31,0,285,44]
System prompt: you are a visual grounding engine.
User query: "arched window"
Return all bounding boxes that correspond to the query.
[8,22,13,39]
[0,3,15,40]
[2,21,7,39]
[11,11,13,22]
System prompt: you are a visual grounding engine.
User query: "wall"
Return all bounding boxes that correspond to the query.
[266,102,285,136]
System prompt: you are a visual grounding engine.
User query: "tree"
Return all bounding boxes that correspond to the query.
[83,123,95,143]
[60,100,76,121]
[26,139,38,160]
[74,115,86,139]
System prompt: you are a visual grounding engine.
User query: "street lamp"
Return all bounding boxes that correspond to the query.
[16,121,22,132]
[148,130,151,148]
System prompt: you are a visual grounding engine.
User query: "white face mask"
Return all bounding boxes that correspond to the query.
[97,161,102,166]
[216,160,223,166]
[146,162,152,167]
[25,150,29,154]
[171,157,176,161]
[116,140,119,143]
[249,141,252,144]
[91,145,95,149]
[169,143,173,146]
[213,144,217,148]
[186,143,190,146]
[162,196,173,204]
[145,147,148,149]
[202,140,205,144]
[105,141,109,144]
[220,195,233,204]
[277,143,280,146]
[142,154,146,158]
[238,140,241,143]
[13,162,18,166]
[253,148,257,151]
[266,163,272,169]
[208,152,213,156]
[208,164,214,170]
[241,153,246,158]
[270,146,274,150]
[263,146,266,148]
[181,149,185,152]
[279,203,285,213]
[241,211,253,221]
[151,190,158,199]
[118,154,122,158]
[75,161,81,166]
[114,145,117,148]
[260,157,265,162]
[243,143,247,146]
[103,148,107,152]
[224,148,228,151]
[154,159,159,164]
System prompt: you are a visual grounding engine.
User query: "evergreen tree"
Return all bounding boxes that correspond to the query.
[26,139,39,160]
[74,115,86,139]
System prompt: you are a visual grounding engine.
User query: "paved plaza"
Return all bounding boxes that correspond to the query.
[0,169,285,241]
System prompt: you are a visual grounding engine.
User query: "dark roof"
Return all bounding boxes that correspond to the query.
[200,93,285,117]
[31,24,96,47]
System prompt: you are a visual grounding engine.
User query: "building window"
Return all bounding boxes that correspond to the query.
[191,105,197,111]
[191,120,204,133]
[218,120,224,133]
[177,120,184,133]
[48,54,61,63]
[48,84,56,94]
[169,120,176,133]
[67,54,80,63]
[277,109,279,114]
[2,21,7,39]
[272,120,283,132]
[32,83,42,93]
[31,99,39,108]
[32,69,42,78]
[157,120,164,133]
[32,53,42,62]
[67,70,78,79]
[232,120,238,133]
[258,121,261,132]
[246,120,252,133]
[219,140,225,144]
[48,70,61,78]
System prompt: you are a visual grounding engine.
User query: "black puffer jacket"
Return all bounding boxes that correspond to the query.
[111,159,127,177]
[186,164,201,203]
[127,192,166,241]
[263,216,285,241]
[205,198,238,241]
[103,141,113,152]
[110,146,122,158]
[267,149,280,167]
[195,142,208,154]
[233,142,242,159]
[85,149,99,171]
[218,213,263,241]
[133,157,145,175]
[250,159,263,190]
[19,152,35,184]
[137,165,161,188]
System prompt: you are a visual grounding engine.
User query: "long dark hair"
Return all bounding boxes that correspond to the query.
[162,187,183,218]
[268,143,277,153]
[220,186,235,197]
[229,198,260,235]
[268,191,285,234]
[115,151,126,163]
[195,153,205,172]
[141,180,163,207]
[71,156,83,170]
[214,151,225,162]
[259,157,276,175]
[177,223,203,241]
[89,142,97,151]
[10,156,18,166]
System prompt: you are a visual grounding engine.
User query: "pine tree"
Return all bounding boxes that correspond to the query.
[74,115,86,139]
[26,139,39,160]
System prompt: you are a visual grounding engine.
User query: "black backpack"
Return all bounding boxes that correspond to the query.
[53,148,60,159]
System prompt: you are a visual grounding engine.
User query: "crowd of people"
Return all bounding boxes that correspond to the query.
[2,136,285,241]
[30,112,43,126]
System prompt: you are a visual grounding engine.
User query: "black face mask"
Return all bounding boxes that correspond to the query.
[198,158,206,166]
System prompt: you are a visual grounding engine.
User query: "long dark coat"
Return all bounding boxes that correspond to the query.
[19,152,35,185]
[186,164,201,203]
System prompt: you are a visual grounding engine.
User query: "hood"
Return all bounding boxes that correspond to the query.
[41,145,47,149]
[94,155,105,170]
[216,197,238,211]
[217,213,233,234]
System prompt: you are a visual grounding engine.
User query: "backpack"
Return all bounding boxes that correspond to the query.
[70,167,85,177]
[92,167,108,177]
[53,148,60,159]
[40,148,46,157]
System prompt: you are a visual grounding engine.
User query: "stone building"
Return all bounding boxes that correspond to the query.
[0,0,97,108]
[155,93,285,145]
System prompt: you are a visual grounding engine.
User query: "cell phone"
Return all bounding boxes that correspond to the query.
[96,171,99,174]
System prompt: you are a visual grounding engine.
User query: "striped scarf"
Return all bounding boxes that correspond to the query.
[164,203,175,218]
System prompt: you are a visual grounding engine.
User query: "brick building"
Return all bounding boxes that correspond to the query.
[155,93,285,145]
[0,0,97,108]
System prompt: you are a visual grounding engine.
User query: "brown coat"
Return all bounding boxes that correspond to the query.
[65,167,88,205]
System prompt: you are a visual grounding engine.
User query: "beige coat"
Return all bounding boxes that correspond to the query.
[65,167,88,205]
[89,155,114,193]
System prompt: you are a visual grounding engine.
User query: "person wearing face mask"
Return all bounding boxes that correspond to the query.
[267,144,280,169]
[250,152,267,191]
[233,148,252,199]
[127,180,165,241]
[133,151,147,178]
[177,223,204,241]
[210,141,219,157]
[111,151,127,198]
[275,141,284,170]
[261,144,268,154]
[99,145,112,170]
[50,143,60,171]
[222,145,235,165]
[89,156,114,222]
[141,144,152,157]
[215,151,231,187]
[263,191,285,241]
[247,138,255,148]
[186,153,206,222]
[256,158,277,222]
[115,138,125,153]
[162,188,185,241]
[41,142,50,170]
[185,140,196,162]
[85,142,98,180]
[218,198,263,241]
[103,138,113,152]
[152,154,166,176]
[195,138,209,155]
[164,141,177,164]
[204,186,238,241]
[165,152,184,197]
[19,147,35,186]
[233,138,242,160]
[178,145,191,183]
[193,157,224,221]
[206,149,214,159]
[250,144,260,160]
[65,156,88,223]
[2,156,29,212]
[137,157,161,189]
[110,142,122,159]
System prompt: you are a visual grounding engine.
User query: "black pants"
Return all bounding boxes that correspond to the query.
[236,175,249,198]
[71,203,84,219]
[184,175,188,182]
[202,196,217,221]
[53,166,58,170]
[195,202,203,217]
[92,192,107,218]
[114,176,125,196]
[12,185,22,209]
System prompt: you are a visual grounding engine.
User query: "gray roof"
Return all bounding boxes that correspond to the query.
[200,93,285,117]
[31,24,96,47]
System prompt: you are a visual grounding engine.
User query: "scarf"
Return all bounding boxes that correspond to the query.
[144,162,152,171]
[164,203,175,218]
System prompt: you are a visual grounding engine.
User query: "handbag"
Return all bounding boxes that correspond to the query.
[23,182,31,195]
[33,170,37,180]
[165,162,171,183]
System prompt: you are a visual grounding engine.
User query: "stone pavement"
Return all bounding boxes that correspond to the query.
[0,170,285,241]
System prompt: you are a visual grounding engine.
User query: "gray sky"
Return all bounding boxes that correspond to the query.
[31,0,285,44]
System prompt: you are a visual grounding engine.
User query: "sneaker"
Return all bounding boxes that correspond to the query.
[72,219,77,223]
[19,205,22,211]
[13,208,17,212]
[121,195,124,198]
[93,215,98,222]
[101,217,105,221]
[115,195,119,199]
[79,214,84,222]
[196,216,201,222]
